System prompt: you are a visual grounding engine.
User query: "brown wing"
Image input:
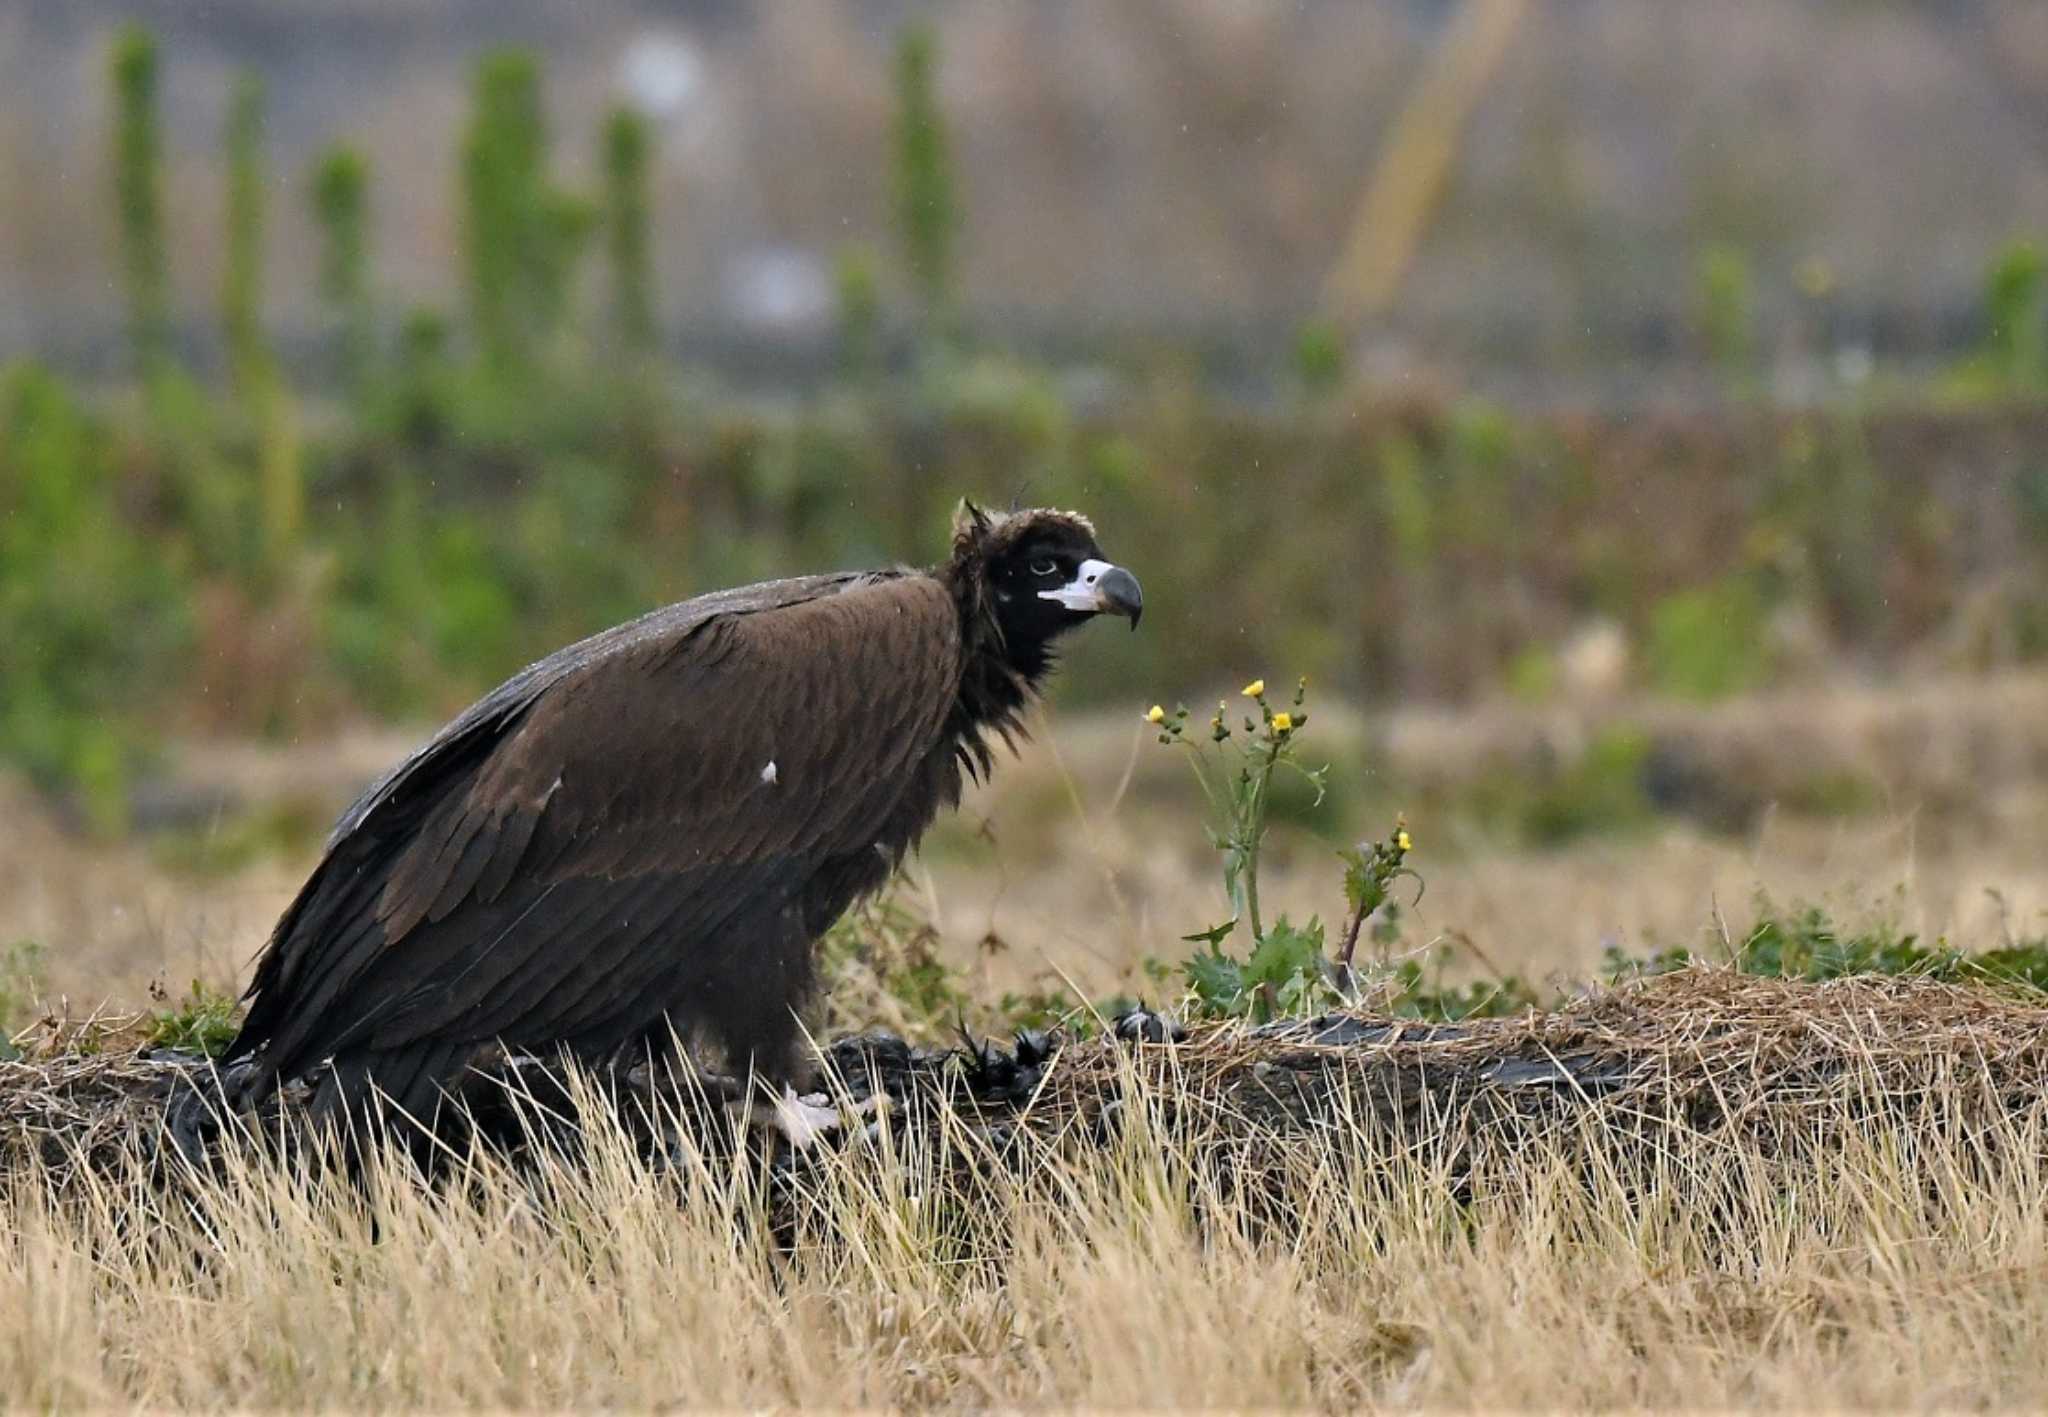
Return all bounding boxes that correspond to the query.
[230,573,961,1083]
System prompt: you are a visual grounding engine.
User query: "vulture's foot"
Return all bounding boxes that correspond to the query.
[736,1087,890,1150]
[735,1087,841,1150]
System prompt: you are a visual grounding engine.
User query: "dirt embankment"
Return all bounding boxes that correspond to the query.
[7,971,2044,1199]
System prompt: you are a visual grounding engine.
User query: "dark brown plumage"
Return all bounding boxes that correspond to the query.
[225,504,1141,1125]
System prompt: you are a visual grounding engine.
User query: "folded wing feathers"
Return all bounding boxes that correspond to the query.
[228,571,967,1091]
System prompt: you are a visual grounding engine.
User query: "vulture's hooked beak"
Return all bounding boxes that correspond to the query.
[1042,558,1144,629]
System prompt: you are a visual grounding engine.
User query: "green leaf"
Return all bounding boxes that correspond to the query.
[1183,947,1246,1014]
[1273,971,1319,1017]
[1340,846,1380,916]
[1244,915,1326,988]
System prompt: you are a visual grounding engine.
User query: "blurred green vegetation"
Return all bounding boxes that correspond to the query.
[1646,577,1768,699]
[0,364,190,830]
[601,107,657,360]
[110,25,168,381]
[892,22,959,340]
[463,49,597,379]
[311,145,372,393]
[4,29,2048,834]
[1465,728,1655,848]
[1694,243,1757,394]
[1945,239,2047,398]
[221,72,270,396]
[148,800,328,879]
[1290,320,1347,399]
[0,940,46,1052]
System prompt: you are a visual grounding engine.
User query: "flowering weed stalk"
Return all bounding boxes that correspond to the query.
[1333,820,1420,981]
[1147,677,1421,1022]
[1148,676,1316,945]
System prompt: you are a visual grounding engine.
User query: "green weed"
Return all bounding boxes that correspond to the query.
[144,979,241,1057]
[818,893,970,1038]
[1382,957,1542,1021]
[1605,903,2048,996]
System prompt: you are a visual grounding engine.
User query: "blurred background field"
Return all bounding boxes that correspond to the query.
[5,0,2048,1025]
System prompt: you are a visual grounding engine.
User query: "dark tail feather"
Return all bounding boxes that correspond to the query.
[310,1039,476,1143]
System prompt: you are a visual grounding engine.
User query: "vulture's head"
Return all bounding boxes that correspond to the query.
[946,502,1143,674]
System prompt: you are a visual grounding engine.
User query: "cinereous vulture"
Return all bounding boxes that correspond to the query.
[224,503,1140,1140]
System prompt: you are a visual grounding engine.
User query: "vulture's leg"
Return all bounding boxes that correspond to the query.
[616,1012,729,1095]
[699,980,884,1151]
[684,903,824,1137]
[685,899,907,1148]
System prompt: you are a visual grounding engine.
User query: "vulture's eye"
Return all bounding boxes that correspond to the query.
[1029,557,1060,578]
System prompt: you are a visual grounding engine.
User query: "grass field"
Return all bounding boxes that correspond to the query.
[4,675,2048,1407]
[6,970,2048,1408]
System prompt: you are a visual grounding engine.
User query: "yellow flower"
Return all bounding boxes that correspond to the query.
[1271,712,1293,732]
[1242,679,1266,699]
[1144,704,1166,724]
[1395,828,1413,853]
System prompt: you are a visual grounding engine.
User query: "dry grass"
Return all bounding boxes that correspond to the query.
[5,971,2048,1408]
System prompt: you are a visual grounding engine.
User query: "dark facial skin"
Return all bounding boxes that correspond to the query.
[987,526,1143,657]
